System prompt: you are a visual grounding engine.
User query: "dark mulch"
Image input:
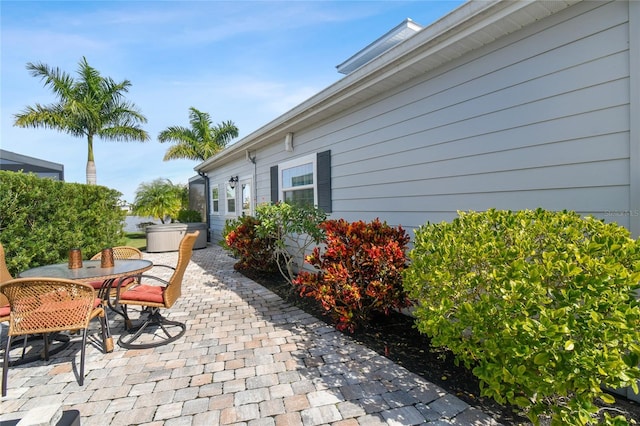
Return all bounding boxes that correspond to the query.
[240,269,640,425]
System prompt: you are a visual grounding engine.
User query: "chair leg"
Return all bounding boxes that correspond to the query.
[99,310,113,353]
[2,335,12,397]
[42,333,50,361]
[20,335,28,359]
[121,305,133,330]
[79,329,87,387]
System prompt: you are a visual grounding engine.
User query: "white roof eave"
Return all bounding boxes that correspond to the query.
[196,0,579,173]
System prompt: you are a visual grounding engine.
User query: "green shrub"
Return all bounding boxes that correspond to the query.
[254,203,327,285]
[403,208,640,425]
[0,171,126,275]
[294,218,412,332]
[222,216,279,273]
[177,209,202,223]
[132,178,185,223]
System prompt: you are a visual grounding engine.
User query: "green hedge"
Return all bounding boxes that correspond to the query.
[403,208,640,425]
[0,171,127,276]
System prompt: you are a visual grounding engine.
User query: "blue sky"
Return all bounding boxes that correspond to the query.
[1,0,464,204]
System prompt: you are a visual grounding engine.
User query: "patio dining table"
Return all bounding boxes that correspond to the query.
[6,259,153,364]
[19,258,153,317]
[18,258,153,287]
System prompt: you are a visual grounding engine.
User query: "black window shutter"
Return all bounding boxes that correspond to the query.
[270,165,279,204]
[317,150,332,213]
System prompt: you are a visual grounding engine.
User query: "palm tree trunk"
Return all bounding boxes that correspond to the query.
[86,134,96,185]
[86,161,97,185]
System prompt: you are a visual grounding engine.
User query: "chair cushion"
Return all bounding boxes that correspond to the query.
[120,285,164,304]
[0,303,9,319]
[87,280,103,290]
[88,277,135,290]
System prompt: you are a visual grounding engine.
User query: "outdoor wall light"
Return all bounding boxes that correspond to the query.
[229,176,239,189]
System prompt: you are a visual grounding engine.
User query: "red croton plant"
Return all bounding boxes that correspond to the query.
[224,216,279,273]
[293,218,412,333]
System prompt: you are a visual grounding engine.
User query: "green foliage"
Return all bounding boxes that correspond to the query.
[132,178,186,223]
[254,203,327,285]
[222,216,279,273]
[177,209,202,223]
[294,218,412,333]
[0,171,127,276]
[403,208,640,425]
[158,107,238,161]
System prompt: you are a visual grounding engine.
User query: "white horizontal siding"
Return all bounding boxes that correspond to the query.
[337,133,629,187]
[334,186,630,218]
[210,0,633,240]
[323,1,630,231]
[207,163,255,241]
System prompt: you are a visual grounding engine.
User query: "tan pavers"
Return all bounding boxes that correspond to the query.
[0,245,501,425]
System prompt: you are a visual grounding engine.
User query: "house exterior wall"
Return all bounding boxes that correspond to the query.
[0,149,65,181]
[206,0,636,242]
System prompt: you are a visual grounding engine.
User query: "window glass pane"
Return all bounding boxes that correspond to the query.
[242,183,251,215]
[284,188,314,207]
[282,163,313,188]
[227,185,236,213]
[212,187,219,213]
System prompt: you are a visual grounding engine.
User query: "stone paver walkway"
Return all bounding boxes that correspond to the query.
[0,245,500,425]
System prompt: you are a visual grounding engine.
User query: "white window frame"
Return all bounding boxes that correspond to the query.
[211,184,220,215]
[279,153,317,206]
[240,177,253,216]
[225,183,237,216]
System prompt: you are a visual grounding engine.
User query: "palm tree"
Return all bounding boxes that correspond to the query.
[132,178,186,224]
[158,107,238,161]
[14,57,150,185]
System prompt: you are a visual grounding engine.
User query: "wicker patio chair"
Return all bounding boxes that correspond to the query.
[0,242,13,322]
[90,246,143,262]
[1,278,113,397]
[112,231,198,349]
[88,246,144,293]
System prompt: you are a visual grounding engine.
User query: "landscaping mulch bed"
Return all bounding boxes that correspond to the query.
[240,269,640,425]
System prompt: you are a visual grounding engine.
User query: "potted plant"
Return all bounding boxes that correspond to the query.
[132,178,206,252]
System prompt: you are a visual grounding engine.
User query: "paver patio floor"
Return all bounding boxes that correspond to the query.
[0,245,500,425]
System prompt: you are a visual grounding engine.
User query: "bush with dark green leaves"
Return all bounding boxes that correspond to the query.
[177,209,202,223]
[254,202,327,285]
[403,208,640,425]
[0,171,126,276]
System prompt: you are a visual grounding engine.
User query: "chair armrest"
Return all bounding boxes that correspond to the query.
[150,264,176,273]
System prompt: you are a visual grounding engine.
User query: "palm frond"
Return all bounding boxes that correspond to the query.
[158,107,238,162]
